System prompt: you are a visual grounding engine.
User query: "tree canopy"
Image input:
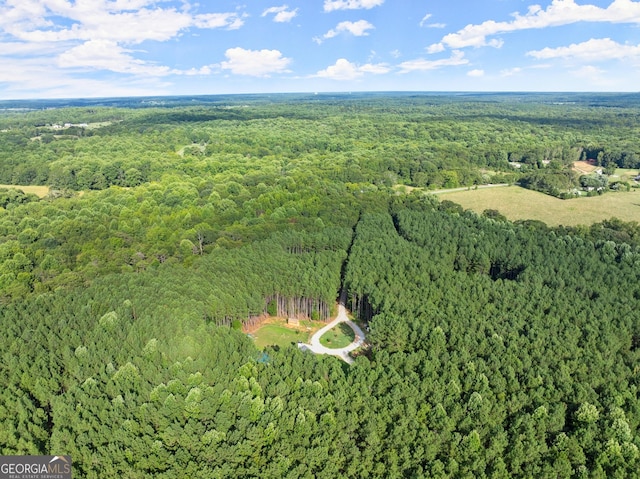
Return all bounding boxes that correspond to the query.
[0,93,639,477]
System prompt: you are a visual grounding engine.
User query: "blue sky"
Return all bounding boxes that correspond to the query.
[1,0,640,98]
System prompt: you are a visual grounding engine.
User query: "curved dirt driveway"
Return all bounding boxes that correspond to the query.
[299,304,365,364]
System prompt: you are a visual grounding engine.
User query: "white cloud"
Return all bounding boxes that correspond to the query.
[262,5,298,23]
[398,50,469,73]
[467,69,485,77]
[0,41,64,57]
[440,0,640,49]
[58,39,173,76]
[194,13,246,31]
[0,56,172,99]
[317,20,375,43]
[390,49,401,58]
[360,63,392,74]
[324,0,384,12]
[500,67,522,77]
[528,38,640,61]
[315,58,390,80]
[220,47,292,77]
[0,1,248,85]
[427,43,445,54]
[420,13,446,28]
[0,4,245,44]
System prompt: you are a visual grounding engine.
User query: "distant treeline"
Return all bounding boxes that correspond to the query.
[1,94,639,193]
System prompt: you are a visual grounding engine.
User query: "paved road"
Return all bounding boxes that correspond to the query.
[298,304,365,364]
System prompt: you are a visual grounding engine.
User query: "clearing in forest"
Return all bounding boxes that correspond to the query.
[250,318,324,349]
[572,160,599,174]
[319,322,356,349]
[437,185,640,226]
[0,184,50,198]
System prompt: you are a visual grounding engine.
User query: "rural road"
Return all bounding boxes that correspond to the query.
[299,304,365,364]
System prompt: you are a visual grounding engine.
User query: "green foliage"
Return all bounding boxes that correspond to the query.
[1,94,640,477]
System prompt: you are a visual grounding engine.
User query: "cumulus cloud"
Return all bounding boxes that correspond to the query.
[398,50,468,73]
[58,39,172,76]
[467,69,485,77]
[0,4,245,44]
[323,0,384,12]
[262,5,298,23]
[194,13,246,31]
[440,0,640,49]
[315,58,390,80]
[220,47,292,77]
[0,0,246,76]
[527,38,640,61]
[315,20,375,43]
[426,43,445,54]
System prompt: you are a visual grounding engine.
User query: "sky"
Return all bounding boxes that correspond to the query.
[1,0,640,99]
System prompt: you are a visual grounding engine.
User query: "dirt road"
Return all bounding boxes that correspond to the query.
[298,304,365,364]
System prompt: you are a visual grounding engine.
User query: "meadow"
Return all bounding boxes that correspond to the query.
[0,184,50,198]
[437,185,640,226]
[251,323,308,349]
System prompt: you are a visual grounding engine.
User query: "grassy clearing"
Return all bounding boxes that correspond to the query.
[251,323,308,349]
[0,184,50,198]
[437,186,640,226]
[611,168,639,182]
[319,323,355,349]
[573,160,598,174]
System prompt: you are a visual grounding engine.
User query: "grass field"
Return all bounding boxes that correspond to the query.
[437,185,640,226]
[319,323,355,349]
[612,168,639,183]
[251,323,309,349]
[0,184,50,198]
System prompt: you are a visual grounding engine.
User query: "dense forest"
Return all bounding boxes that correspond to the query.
[1,93,640,477]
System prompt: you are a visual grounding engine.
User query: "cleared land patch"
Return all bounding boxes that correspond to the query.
[251,318,326,349]
[437,186,640,226]
[611,168,639,183]
[251,323,307,349]
[0,184,50,198]
[573,160,599,174]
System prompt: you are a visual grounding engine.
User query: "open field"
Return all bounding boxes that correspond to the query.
[573,160,599,174]
[250,317,328,349]
[0,184,50,198]
[251,323,309,349]
[437,186,640,226]
[611,168,639,183]
[319,322,356,349]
